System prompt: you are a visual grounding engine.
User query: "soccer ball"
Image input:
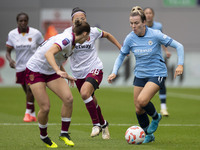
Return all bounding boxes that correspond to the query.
[125,126,145,144]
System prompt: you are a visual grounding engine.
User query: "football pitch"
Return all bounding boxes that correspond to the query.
[0,87,200,150]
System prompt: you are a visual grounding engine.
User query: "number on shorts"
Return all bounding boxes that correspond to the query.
[90,69,100,75]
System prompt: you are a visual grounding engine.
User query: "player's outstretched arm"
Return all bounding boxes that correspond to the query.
[169,40,184,79]
[102,31,122,50]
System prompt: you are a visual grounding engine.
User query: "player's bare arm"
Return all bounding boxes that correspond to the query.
[60,65,76,87]
[45,44,68,78]
[102,31,122,50]
[6,46,16,68]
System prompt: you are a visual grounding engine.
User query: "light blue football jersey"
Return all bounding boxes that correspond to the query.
[151,21,162,31]
[121,27,173,78]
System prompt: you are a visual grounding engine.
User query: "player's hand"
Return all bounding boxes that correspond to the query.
[56,70,69,78]
[174,65,183,79]
[66,75,77,87]
[56,70,77,86]
[9,60,16,69]
[107,73,116,83]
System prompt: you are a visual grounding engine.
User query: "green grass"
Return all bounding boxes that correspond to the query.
[0,87,200,150]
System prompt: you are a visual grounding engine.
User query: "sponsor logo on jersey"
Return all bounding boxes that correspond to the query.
[134,49,152,53]
[75,44,91,49]
[62,38,70,46]
[16,45,31,49]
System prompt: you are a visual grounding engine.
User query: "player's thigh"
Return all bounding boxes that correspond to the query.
[134,86,143,102]
[30,82,50,108]
[47,78,73,102]
[138,82,160,104]
[80,81,94,97]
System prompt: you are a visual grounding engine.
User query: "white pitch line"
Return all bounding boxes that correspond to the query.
[168,92,200,101]
[0,123,200,127]
[114,88,200,101]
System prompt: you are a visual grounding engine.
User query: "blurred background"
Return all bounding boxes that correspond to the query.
[0,0,200,87]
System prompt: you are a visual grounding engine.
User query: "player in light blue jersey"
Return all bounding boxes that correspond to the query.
[144,7,171,116]
[108,6,184,143]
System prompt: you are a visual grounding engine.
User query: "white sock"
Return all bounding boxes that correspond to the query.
[30,111,36,117]
[161,103,167,110]
[93,123,101,126]
[25,109,31,114]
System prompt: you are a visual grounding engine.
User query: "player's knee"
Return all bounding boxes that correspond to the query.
[41,104,50,114]
[63,95,73,105]
[80,91,90,100]
[135,105,143,114]
[135,108,140,114]
[68,96,73,104]
[137,96,148,107]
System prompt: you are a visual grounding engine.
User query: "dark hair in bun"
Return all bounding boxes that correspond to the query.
[73,18,90,36]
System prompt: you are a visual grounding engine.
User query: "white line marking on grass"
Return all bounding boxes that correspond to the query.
[114,88,200,101]
[0,123,200,127]
[168,92,200,101]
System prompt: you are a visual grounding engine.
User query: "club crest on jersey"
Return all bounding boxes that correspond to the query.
[29,74,34,81]
[28,38,32,42]
[148,40,153,45]
[62,38,70,46]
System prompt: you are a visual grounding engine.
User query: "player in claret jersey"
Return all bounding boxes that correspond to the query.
[64,7,121,139]
[6,12,44,122]
[26,19,90,148]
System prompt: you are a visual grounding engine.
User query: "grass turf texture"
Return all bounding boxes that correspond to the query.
[0,87,200,150]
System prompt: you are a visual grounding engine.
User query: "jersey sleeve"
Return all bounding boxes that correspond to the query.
[120,35,131,55]
[6,32,14,47]
[54,35,71,51]
[169,40,184,65]
[112,52,126,75]
[156,30,173,47]
[93,27,103,39]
